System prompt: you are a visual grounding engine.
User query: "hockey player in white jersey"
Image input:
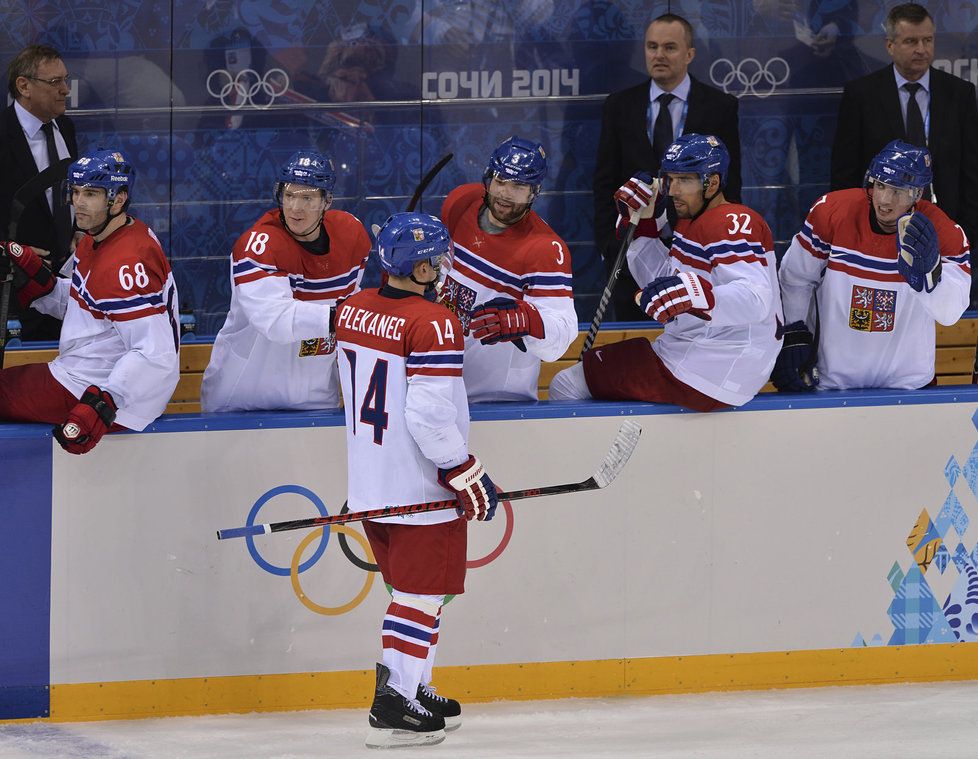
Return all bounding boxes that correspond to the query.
[201,150,370,411]
[774,140,970,391]
[550,134,782,409]
[335,212,498,749]
[0,148,179,453]
[440,136,577,401]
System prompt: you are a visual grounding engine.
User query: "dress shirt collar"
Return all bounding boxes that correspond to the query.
[13,99,60,140]
[649,74,691,103]
[893,66,930,93]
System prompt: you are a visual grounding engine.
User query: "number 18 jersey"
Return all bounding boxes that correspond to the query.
[335,287,470,525]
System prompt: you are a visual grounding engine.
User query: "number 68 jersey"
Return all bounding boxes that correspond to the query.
[335,287,470,525]
[34,217,180,430]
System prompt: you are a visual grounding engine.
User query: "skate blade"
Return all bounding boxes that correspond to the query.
[444,716,461,732]
[365,727,447,749]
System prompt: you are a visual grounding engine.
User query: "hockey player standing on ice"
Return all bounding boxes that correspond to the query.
[773,140,970,391]
[439,136,576,401]
[335,212,498,749]
[0,148,179,453]
[549,134,782,410]
[201,150,370,411]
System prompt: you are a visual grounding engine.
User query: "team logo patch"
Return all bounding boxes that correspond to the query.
[412,228,425,242]
[437,276,477,332]
[849,285,897,332]
[298,336,336,357]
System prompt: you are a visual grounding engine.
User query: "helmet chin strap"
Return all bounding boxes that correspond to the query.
[83,201,125,238]
[280,210,323,240]
[689,177,722,222]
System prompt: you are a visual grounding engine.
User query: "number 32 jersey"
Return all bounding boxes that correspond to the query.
[336,287,470,525]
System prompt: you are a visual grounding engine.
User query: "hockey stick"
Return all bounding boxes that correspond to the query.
[216,419,641,540]
[580,211,639,358]
[0,156,75,368]
[406,153,453,212]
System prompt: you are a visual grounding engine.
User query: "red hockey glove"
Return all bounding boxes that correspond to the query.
[469,297,544,345]
[53,385,118,455]
[637,272,715,323]
[0,241,54,308]
[614,173,664,240]
[438,455,499,521]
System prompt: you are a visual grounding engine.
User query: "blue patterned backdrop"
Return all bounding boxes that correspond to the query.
[3,1,977,334]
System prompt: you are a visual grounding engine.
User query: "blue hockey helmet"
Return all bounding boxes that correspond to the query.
[65,148,134,205]
[376,212,454,278]
[484,136,548,191]
[864,140,932,192]
[276,150,336,198]
[659,134,730,189]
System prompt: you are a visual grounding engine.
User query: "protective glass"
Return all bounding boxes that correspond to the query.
[869,179,921,205]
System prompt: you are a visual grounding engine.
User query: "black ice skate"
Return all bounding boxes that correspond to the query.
[417,683,462,732]
[366,663,446,749]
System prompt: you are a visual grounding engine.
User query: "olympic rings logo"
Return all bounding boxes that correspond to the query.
[206,68,290,109]
[709,57,790,98]
[244,485,515,616]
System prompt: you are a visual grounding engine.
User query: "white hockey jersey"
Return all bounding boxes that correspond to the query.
[440,183,577,402]
[780,189,971,389]
[201,209,370,411]
[336,287,469,525]
[627,201,783,406]
[32,218,180,430]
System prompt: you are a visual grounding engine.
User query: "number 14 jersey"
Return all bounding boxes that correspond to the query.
[336,287,470,525]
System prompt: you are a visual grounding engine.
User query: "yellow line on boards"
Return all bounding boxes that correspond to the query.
[17,643,978,723]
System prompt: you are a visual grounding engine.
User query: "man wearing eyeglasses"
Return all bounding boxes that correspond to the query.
[0,44,78,341]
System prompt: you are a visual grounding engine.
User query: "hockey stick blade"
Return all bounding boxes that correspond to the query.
[406,153,453,212]
[216,421,642,540]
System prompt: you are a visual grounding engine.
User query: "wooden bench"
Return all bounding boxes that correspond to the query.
[5,318,977,412]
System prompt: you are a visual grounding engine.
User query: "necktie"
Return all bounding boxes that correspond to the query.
[903,82,926,147]
[652,92,676,167]
[40,121,72,261]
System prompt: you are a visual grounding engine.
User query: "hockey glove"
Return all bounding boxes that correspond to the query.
[615,172,665,240]
[897,212,941,293]
[438,455,499,521]
[637,272,715,323]
[0,241,54,308]
[770,321,819,392]
[53,385,117,455]
[469,297,544,346]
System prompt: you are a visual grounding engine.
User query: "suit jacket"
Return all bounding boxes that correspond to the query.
[830,65,978,250]
[0,103,78,339]
[592,75,742,260]
[0,103,78,256]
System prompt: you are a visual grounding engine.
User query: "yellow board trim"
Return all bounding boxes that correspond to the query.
[29,643,978,723]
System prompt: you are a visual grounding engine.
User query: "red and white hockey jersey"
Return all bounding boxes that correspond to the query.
[32,218,179,430]
[440,183,577,401]
[627,202,783,406]
[336,287,469,525]
[201,209,370,411]
[780,189,971,389]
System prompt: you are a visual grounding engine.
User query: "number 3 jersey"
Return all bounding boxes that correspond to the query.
[626,202,783,406]
[31,218,180,430]
[336,287,469,526]
[780,189,971,390]
[440,183,577,401]
[201,209,370,412]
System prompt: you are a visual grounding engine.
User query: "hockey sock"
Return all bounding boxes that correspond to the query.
[382,593,443,700]
[421,612,442,687]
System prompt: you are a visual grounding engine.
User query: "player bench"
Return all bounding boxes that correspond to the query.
[4,317,977,411]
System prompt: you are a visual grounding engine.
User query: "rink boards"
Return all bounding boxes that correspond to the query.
[3,389,978,721]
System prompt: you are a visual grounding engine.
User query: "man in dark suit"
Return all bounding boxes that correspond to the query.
[0,44,78,341]
[830,3,978,302]
[593,13,741,321]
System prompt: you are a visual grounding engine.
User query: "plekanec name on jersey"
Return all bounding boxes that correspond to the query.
[336,303,407,342]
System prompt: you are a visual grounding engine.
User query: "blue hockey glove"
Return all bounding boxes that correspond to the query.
[637,272,715,323]
[770,321,819,392]
[897,212,941,293]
